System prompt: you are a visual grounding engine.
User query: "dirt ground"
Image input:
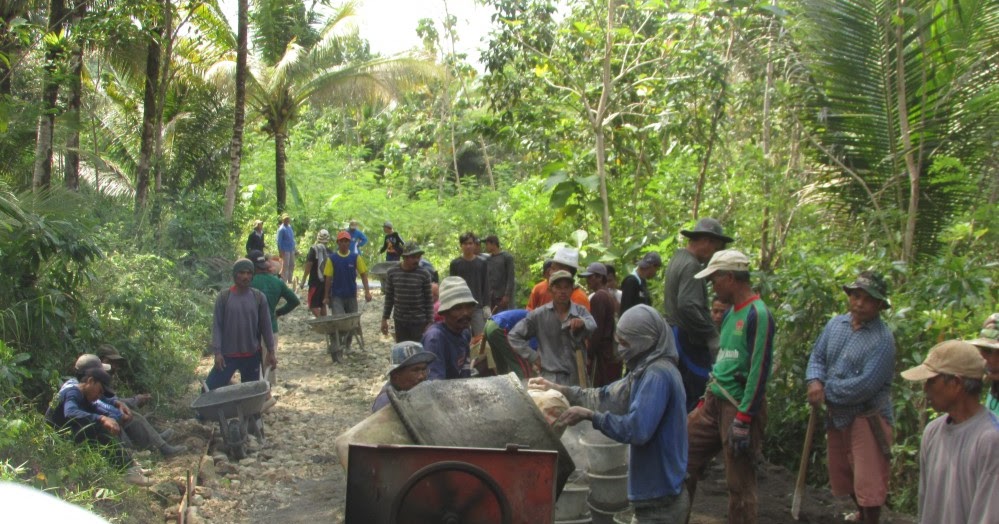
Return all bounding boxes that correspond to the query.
[146,290,915,524]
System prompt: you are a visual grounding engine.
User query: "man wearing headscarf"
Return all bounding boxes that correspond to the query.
[529,305,689,522]
[206,259,275,390]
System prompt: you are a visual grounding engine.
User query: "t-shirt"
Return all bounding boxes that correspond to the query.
[449,256,489,305]
[306,244,331,286]
[708,295,774,420]
[619,273,650,313]
[327,251,368,298]
[918,408,999,524]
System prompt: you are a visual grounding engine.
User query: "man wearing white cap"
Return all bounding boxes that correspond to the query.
[685,249,774,524]
[371,341,437,412]
[509,270,596,386]
[423,276,477,380]
[902,340,998,524]
[526,246,590,311]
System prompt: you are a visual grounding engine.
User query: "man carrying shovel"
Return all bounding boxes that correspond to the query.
[805,271,895,524]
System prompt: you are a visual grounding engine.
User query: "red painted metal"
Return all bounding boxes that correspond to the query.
[345,443,558,524]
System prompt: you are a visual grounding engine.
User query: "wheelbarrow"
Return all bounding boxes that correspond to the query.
[306,311,365,363]
[191,380,270,460]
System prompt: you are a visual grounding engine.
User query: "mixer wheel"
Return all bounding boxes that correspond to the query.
[389,461,512,524]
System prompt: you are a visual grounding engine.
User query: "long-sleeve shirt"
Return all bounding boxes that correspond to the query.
[486,250,516,305]
[276,224,295,252]
[588,288,617,362]
[211,286,275,357]
[251,272,301,333]
[245,230,265,254]
[708,295,774,422]
[46,382,103,427]
[382,265,434,325]
[349,228,368,255]
[663,249,717,362]
[508,302,596,384]
[422,322,472,380]
[917,409,999,524]
[619,272,651,314]
[57,378,124,420]
[449,256,490,305]
[806,313,895,429]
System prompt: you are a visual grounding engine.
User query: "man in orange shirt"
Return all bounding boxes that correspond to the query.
[526,247,590,311]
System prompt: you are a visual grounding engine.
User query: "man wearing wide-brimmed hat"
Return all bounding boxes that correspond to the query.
[382,243,434,343]
[968,313,999,416]
[901,340,998,524]
[510,270,596,386]
[276,213,296,284]
[805,271,895,524]
[422,276,477,380]
[663,217,733,413]
[245,219,265,255]
[371,341,436,412]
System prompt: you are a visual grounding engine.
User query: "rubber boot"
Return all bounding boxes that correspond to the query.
[860,506,881,524]
[160,443,188,457]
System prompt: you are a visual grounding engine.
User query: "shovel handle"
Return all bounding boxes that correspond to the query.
[792,405,819,520]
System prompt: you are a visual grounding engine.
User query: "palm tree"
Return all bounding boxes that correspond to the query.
[796,0,999,263]
[207,0,438,213]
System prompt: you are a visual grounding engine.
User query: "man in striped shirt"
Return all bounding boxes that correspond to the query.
[685,250,775,524]
[381,244,434,343]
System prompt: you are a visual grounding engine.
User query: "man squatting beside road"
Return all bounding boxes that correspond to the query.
[206,259,276,390]
[423,276,477,380]
[529,305,689,523]
[685,249,774,524]
[509,270,596,386]
[276,213,296,284]
[901,340,999,524]
[484,234,515,314]
[806,271,895,524]
[371,341,436,412]
[449,231,491,337]
[301,230,332,317]
[382,244,434,343]
[664,217,732,412]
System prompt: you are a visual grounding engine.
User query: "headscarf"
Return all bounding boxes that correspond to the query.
[616,304,678,379]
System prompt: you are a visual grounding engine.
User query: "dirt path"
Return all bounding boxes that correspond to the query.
[176,291,914,524]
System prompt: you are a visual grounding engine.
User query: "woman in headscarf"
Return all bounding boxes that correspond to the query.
[529,304,689,523]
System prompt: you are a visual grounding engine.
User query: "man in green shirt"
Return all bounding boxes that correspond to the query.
[969,313,999,416]
[249,249,300,381]
[685,249,775,524]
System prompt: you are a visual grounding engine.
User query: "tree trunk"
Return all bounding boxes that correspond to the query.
[894,2,919,263]
[224,0,249,220]
[152,0,172,194]
[594,0,615,247]
[64,0,86,191]
[135,10,162,211]
[275,130,287,213]
[32,0,67,191]
[478,135,495,190]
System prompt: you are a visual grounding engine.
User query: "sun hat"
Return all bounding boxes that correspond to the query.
[387,341,436,377]
[316,229,331,243]
[402,244,425,257]
[579,262,608,277]
[349,220,359,227]
[337,231,351,241]
[280,213,290,221]
[552,247,579,270]
[383,221,393,228]
[901,340,986,381]
[75,353,111,373]
[247,250,270,271]
[694,249,750,279]
[97,344,125,361]
[842,271,891,308]
[253,220,263,227]
[968,313,999,351]
[438,276,477,312]
[637,252,663,269]
[548,270,575,286]
[681,218,734,243]
[233,258,254,275]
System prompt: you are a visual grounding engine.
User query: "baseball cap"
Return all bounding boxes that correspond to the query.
[75,353,111,373]
[901,340,986,381]
[337,231,351,241]
[387,341,436,377]
[637,252,662,269]
[81,367,115,397]
[843,271,891,308]
[694,249,750,279]
[579,262,607,277]
[549,270,574,286]
[383,221,393,228]
[247,249,269,271]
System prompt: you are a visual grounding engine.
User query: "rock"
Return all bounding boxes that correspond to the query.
[152,480,182,501]
[198,455,217,486]
[185,506,204,524]
[195,486,214,499]
[191,494,205,506]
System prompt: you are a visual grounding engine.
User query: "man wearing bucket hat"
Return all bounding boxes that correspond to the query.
[509,270,596,386]
[685,249,774,524]
[245,219,265,255]
[526,246,591,311]
[382,243,435,343]
[805,271,895,524]
[968,313,999,416]
[379,221,405,262]
[302,229,333,317]
[205,259,275,390]
[276,213,296,284]
[664,217,733,413]
[371,341,437,412]
[901,340,998,524]
[422,276,477,380]
[620,251,662,314]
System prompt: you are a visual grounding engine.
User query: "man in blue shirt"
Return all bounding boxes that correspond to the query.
[348,220,368,256]
[423,276,476,380]
[806,271,895,524]
[276,213,296,284]
[529,305,688,523]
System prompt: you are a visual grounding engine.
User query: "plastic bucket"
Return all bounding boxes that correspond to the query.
[587,466,629,512]
[554,481,590,521]
[581,430,627,474]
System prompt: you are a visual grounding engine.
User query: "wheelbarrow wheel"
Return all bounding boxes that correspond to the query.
[227,419,247,460]
[389,461,511,524]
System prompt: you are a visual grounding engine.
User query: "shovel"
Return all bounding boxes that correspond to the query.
[792,405,819,520]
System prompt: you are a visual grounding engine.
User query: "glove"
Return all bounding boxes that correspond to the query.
[728,418,751,455]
